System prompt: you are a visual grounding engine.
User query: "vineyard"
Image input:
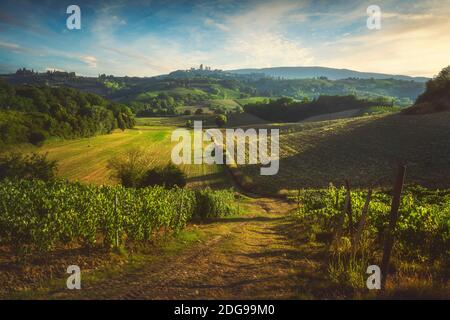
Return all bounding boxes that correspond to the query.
[295,185,449,258]
[235,112,450,195]
[0,179,236,254]
[293,184,450,291]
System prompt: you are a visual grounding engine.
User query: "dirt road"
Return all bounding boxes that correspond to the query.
[48,198,329,300]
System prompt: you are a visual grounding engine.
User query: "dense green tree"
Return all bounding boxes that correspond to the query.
[215,114,227,127]
[0,152,57,181]
[244,95,385,122]
[0,79,135,145]
[405,66,450,114]
[140,163,187,189]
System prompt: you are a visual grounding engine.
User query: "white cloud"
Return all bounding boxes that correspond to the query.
[207,0,313,69]
[317,9,450,77]
[50,0,450,77]
[0,41,20,50]
[204,18,229,31]
[220,32,312,69]
[80,55,98,68]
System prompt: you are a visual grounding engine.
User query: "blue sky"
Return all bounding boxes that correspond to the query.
[0,0,449,77]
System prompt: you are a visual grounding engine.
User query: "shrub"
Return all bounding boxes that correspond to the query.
[215,114,227,127]
[107,149,148,188]
[28,130,47,146]
[194,188,236,219]
[140,163,186,189]
[0,152,57,181]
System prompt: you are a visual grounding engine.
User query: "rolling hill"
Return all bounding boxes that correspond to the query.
[233,111,450,195]
[2,67,426,114]
[229,66,430,82]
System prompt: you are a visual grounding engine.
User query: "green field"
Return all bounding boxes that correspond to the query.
[207,99,241,110]
[135,87,209,102]
[15,124,233,189]
[236,96,271,106]
[9,111,450,195]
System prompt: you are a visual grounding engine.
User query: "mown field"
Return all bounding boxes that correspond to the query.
[7,120,233,189]
[235,112,450,195]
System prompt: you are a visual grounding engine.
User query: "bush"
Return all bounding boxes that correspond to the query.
[28,130,47,146]
[107,149,148,188]
[0,152,57,181]
[194,188,236,219]
[215,114,227,127]
[140,163,186,189]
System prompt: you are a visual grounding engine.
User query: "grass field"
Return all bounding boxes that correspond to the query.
[6,111,450,194]
[135,87,208,102]
[14,123,233,189]
[236,112,450,194]
[135,115,217,127]
[207,99,241,110]
[236,97,271,106]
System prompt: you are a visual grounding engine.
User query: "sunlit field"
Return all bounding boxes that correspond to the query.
[12,123,232,189]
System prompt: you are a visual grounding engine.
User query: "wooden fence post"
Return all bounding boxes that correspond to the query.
[333,181,350,246]
[344,180,354,241]
[353,188,372,252]
[381,165,407,289]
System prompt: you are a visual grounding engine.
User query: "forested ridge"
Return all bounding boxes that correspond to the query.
[2,68,426,116]
[0,79,135,146]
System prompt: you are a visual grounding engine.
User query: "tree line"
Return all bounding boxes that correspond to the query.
[0,79,135,146]
[404,66,450,114]
[243,95,390,122]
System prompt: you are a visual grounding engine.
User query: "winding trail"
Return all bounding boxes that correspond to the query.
[48,197,329,300]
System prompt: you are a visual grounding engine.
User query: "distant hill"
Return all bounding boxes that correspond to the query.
[1,67,427,113]
[229,66,429,82]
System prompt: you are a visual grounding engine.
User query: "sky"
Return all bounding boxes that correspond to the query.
[0,0,449,77]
